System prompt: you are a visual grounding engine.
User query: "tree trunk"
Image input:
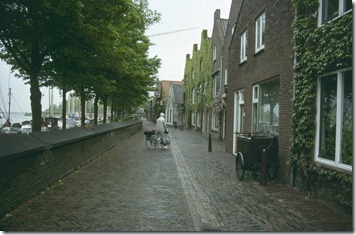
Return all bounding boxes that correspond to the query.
[80,85,86,126]
[103,95,107,124]
[29,74,42,132]
[61,85,67,129]
[94,95,99,125]
[111,96,115,123]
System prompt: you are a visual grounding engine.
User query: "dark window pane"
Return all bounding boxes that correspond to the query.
[319,74,337,160]
[322,0,339,22]
[341,71,352,165]
[258,78,279,135]
[344,0,352,12]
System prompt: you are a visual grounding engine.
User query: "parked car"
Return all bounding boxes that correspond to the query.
[20,124,32,134]
[2,126,21,134]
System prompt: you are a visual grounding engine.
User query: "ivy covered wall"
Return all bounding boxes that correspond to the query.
[291,0,352,211]
[183,30,213,130]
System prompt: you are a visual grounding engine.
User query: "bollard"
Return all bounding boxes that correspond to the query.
[208,133,212,152]
[260,149,267,186]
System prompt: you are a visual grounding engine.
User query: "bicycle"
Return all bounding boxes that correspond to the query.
[144,129,171,149]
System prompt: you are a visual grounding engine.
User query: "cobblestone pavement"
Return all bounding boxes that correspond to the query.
[0,120,353,232]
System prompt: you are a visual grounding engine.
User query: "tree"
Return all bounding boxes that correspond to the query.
[0,0,161,131]
[0,0,84,131]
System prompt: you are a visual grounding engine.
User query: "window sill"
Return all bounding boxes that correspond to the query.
[254,47,264,56]
[315,158,352,174]
[239,60,247,66]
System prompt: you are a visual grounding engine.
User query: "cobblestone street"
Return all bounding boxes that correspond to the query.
[0,120,352,232]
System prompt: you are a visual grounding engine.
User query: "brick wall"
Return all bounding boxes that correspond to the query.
[0,120,142,217]
[226,0,294,182]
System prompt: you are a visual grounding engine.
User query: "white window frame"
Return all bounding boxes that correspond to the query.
[255,12,265,52]
[240,30,247,63]
[212,113,219,131]
[315,68,352,171]
[192,112,196,126]
[233,90,245,155]
[252,85,259,132]
[224,67,228,86]
[213,73,220,96]
[197,112,201,127]
[252,85,259,103]
[318,0,352,26]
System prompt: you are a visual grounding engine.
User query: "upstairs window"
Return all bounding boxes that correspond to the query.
[240,30,247,63]
[232,23,236,36]
[255,12,265,52]
[320,0,352,25]
[213,45,217,61]
[224,67,228,86]
[213,73,220,96]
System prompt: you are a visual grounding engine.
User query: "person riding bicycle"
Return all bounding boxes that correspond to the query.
[156,113,168,149]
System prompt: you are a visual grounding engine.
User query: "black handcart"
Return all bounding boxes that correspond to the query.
[235,132,279,181]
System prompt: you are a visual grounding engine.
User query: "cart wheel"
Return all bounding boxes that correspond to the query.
[235,152,245,181]
[267,161,278,179]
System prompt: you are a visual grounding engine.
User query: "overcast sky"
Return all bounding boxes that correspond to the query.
[0,0,231,113]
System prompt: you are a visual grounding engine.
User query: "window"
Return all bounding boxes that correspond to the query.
[213,45,217,61]
[252,79,279,135]
[255,12,265,52]
[240,30,247,62]
[232,23,236,36]
[224,67,228,85]
[192,88,196,104]
[320,0,352,24]
[213,74,220,96]
[237,90,245,132]
[316,69,352,171]
[233,90,245,154]
[192,112,196,126]
[212,113,219,131]
[197,113,201,127]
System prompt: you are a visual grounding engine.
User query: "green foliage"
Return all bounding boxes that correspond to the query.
[183,30,213,118]
[291,0,352,209]
[0,0,161,128]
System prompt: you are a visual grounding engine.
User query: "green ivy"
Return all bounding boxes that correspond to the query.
[183,30,213,120]
[291,0,352,210]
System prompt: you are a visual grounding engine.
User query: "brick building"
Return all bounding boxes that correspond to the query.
[211,9,228,140]
[225,0,295,181]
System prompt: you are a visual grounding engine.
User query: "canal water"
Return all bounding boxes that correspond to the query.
[0,112,31,126]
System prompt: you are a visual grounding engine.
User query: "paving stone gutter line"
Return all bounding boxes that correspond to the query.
[169,123,353,232]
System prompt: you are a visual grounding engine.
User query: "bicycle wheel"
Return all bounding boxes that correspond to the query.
[267,160,279,179]
[161,135,171,148]
[235,152,245,181]
[145,135,155,149]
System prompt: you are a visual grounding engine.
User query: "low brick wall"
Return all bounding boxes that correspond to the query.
[0,120,142,217]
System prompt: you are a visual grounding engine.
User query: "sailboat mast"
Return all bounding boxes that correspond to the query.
[8,88,11,120]
[3,88,12,126]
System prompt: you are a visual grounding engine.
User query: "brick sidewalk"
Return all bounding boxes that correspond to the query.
[0,119,353,232]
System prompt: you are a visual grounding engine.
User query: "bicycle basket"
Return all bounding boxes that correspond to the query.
[144,130,156,140]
